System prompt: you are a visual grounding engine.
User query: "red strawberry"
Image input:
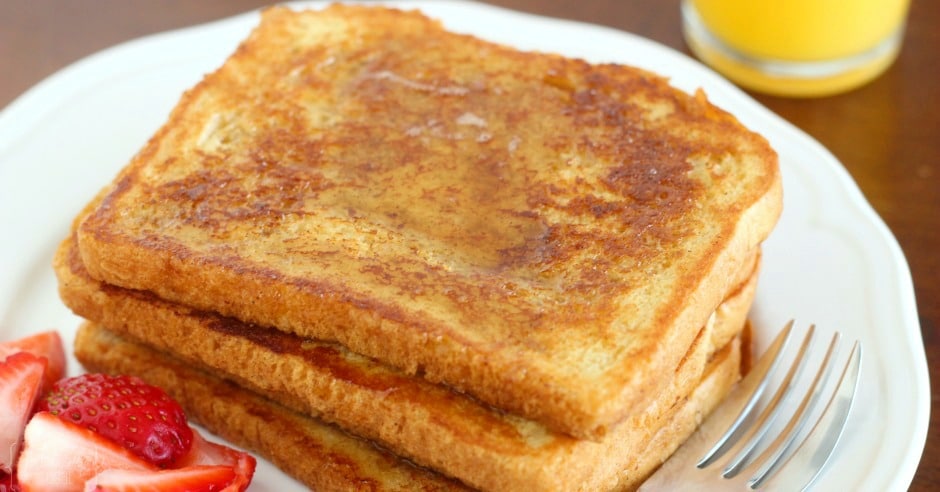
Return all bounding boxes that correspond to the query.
[0,470,20,492]
[0,331,66,392]
[84,465,236,492]
[0,352,46,474]
[16,412,154,492]
[39,374,193,468]
[176,431,256,491]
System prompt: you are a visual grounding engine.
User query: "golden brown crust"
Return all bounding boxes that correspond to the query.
[73,323,469,492]
[613,335,742,490]
[74,323,740,492]
[709,250,760,354]
[74,4,781,437]
[56,234,754,491]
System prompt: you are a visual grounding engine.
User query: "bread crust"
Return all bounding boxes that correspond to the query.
[74,323,740,492]
[74,4,781,438]
[57,234,755,491]
[74,324,469,492]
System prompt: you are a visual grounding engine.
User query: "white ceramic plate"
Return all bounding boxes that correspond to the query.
[0,1,928,490]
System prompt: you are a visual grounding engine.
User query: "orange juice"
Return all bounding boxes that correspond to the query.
[682,0,910,97]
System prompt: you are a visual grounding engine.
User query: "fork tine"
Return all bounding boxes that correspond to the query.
[636,321,799,491]
[759,340,862,491]
[719,325,820,477]
[638,322,860,491]
[696,320,800,468]
[742,332,842,486]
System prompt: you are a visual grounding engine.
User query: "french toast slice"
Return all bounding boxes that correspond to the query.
[75,323,742,492]
[56,233,755,491]
[74,4,781,438]
[74,323,470,492]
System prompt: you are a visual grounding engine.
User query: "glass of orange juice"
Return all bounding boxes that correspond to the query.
[681,0,911,97]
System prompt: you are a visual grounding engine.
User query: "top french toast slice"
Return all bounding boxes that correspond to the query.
[75,4,782,438]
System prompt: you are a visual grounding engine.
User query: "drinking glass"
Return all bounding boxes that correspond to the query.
[681,0,911,97]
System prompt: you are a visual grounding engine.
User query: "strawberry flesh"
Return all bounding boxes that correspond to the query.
[177,431,256,492]
[0,470,20,492]
[16,412,154,492]
[84,465,236,492]
[0,352,46,475]
[0,331,66,393]
[40,374,193,468]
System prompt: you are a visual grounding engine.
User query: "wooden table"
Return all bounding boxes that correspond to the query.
[2,1,936,489]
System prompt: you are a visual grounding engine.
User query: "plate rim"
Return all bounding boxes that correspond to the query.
[0,1,928,490]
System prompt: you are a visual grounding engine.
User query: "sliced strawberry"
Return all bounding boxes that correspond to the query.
[176,431,255,491]
[0,470,20,492]
[0,331,66,392]
[0,352,46,474]
[84,465,236,492]
[16,412,154,492]
[40,373,193,467]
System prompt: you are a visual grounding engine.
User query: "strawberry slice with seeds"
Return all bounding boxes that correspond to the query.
[176,431,255,491]
[16,412,154,492]
[0,331,66,392]
[0,352,46,474]
[84,465,236,492]
[39,374,193,467]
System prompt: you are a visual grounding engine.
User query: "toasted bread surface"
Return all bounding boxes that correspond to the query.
[74,323,741,492]
[75,4,781,437]
[56,233,754,491]
[610,334,742,490]
[73,323,468,492]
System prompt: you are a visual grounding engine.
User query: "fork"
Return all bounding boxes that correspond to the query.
[639,320,862,491]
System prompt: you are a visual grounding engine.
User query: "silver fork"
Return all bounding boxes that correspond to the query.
[639,320,862,491]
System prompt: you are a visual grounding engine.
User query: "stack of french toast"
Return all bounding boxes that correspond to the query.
[54,5,782,491]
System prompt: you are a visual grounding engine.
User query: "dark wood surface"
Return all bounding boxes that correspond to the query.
[2,0,936,489]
